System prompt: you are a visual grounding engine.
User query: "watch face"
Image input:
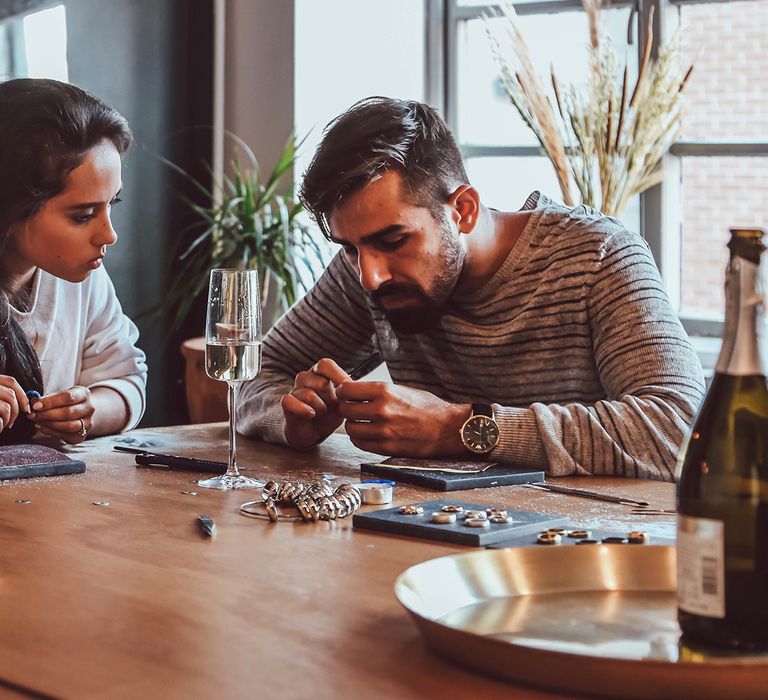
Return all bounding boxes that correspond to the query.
[461,415,500,454]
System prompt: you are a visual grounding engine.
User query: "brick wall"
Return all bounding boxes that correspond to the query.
[678,0,768,316]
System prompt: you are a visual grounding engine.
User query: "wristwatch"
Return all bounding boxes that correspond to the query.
[460,403,500,455]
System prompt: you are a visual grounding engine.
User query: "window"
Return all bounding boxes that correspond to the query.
[0,3,67,82]
[671,0,768,332]
[431,0,768,337]
[295,0,427,182]
[434,0,640,227]
[294,0,428,275]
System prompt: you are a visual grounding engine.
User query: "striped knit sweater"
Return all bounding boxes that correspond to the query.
[237,192,705,481]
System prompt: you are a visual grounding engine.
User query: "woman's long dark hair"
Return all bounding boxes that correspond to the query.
[0,78,132,443]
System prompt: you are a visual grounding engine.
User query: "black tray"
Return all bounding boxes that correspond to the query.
[361,461,544,491]
[0,444,86,479]
[353,499,568,546]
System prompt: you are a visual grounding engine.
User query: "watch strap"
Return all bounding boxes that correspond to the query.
[472,403,494,418]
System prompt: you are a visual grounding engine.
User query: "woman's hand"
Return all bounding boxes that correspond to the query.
[0,374,31,434]
[32,386,95,444]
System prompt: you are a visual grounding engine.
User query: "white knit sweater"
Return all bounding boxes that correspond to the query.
[11,265,147,430]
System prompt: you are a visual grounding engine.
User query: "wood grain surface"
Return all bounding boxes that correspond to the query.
[0,425,675,699]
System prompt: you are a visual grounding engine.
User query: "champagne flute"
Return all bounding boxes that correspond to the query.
[198,268,264,490]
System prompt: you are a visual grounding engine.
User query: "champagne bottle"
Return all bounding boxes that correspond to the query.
[676,227,768,650]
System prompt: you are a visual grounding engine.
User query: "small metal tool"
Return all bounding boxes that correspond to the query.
[524,482,650,508]
[349,352,383,380]
[197,514,216,537]
[630,508,676,515]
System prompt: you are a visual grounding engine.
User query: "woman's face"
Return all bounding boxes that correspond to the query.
[6,140,123,285]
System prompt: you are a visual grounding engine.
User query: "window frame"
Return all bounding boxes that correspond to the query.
[427,0,768,339]
[0,1,65,78]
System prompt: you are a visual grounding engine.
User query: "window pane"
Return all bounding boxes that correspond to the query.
[294,0,426,275]
[457,0,548,6]
[295,0,425,177]
[465,155,641,235]
[679,0,768,141]
[467,156,562,209]
[23,4,67,81]
[680,157,768,318]
[456,8,636,146]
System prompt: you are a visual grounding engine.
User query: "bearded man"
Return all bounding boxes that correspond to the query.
[236,97,704,481]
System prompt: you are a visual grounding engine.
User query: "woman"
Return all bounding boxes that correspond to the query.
[0,78,147,444]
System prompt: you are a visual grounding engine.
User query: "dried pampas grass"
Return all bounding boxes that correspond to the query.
[486,1,693,217]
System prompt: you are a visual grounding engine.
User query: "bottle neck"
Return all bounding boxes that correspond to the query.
[716,255,766,376]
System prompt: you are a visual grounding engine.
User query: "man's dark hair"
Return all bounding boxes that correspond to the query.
[300,96,469,239]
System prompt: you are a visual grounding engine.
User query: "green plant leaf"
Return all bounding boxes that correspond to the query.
[151,131,324,331]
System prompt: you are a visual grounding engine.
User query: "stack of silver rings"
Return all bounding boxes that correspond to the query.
[240,479,362,523]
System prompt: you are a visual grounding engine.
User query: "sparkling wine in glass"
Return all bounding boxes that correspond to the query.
[198,268,264,490]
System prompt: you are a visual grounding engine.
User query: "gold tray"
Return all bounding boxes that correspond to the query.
[395,546,768,699]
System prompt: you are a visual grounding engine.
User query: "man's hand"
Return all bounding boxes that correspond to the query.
[281,359,351,450]
[0,375,31,434]
[32,386,95,444]
[336,381,470,457]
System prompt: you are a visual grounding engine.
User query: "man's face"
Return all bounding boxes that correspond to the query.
[328,171,466,333]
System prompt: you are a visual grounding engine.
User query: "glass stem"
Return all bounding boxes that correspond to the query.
[226,381,240,477]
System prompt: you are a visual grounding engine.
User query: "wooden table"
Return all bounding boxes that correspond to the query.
[0,425,675,699]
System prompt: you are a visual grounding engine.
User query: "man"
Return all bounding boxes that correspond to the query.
[237,97,704,481]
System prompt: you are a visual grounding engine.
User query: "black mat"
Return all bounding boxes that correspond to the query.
[0,444,86,480]
[360,462,544,491]
[353,499,568,546]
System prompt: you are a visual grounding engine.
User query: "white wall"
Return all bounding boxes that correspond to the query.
[221,0,428,181]
[222,0,295,174]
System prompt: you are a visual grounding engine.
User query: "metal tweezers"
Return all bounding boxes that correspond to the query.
[524,482,651,508]
[349,352,383,380]
[630,508,676,515]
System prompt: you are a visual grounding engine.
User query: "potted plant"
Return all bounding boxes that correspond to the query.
[158,134,325,422]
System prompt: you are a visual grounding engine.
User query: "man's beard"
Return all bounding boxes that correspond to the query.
[369,225,466,334]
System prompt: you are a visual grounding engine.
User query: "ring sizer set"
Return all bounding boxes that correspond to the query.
[354,499,569,546]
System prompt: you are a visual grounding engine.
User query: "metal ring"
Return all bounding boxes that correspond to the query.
[431,512,457,524]
[262,480,279,502]
[242,480,362,524]
[78,418,87,438]
[537,531,562,545]
[239,500,302,521]
[295,497,312,521]
[489,514,514,524]
[463,510,487,520]
[568,529,592,539]
[441,504,464,513]
[627,530,650,544]
[486,508,508,518]
[399,505,424,515]
[465,517,490,528]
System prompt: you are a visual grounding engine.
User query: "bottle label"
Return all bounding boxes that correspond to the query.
[677,515,725,618]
